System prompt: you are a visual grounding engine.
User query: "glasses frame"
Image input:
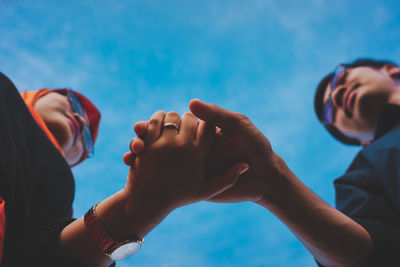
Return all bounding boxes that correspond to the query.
[67,90,94,156]
[323,65,348,125]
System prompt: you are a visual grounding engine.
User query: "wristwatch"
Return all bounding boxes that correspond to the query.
[84,203,144,261]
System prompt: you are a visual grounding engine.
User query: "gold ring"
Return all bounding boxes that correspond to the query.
[163,122,180,132]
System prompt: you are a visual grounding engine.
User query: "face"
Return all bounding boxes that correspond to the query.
[34,92,88,165]
[323,65,400,141]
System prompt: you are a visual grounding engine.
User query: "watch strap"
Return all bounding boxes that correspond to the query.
[84,203,143,257]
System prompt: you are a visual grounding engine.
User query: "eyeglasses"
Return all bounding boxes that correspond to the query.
[323,65,347,124]
[67,91,94,156]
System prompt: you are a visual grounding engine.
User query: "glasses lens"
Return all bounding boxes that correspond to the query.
[323,99,333,124]
[68,92,84,116]
[82,126,94,154]
[330,65,347,93]
[68,91,94,155]
[323,65,347,124]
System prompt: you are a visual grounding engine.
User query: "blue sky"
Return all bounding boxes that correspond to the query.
[1,0,400,266]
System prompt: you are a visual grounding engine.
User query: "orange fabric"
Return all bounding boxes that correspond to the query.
[20,90,64,155]
[0,198,5,264]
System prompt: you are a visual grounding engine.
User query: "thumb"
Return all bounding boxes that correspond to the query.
[189,99,242,135]
[200,163,249,199]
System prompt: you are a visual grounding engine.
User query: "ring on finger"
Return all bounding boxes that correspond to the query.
[163,122,180,132]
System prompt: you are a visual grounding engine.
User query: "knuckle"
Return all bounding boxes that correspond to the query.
[149,118,161,127]
[153,139,193,156]
[175,139,195,153]
[153,110,166,118]
[183,112,196,119]
[175,140,187,150]
[219,113,250,133]
[209,103,218,109]
[167,111,180,119]
[232,113,251,128]
[234,113,249,122]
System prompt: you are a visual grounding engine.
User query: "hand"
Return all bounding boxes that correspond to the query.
[124,103,373,267]
[189,99,283,203]
[124,111,249,217]
[126,100,283,204]
[122,121,148,166]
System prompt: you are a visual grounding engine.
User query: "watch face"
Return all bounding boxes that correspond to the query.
[110,242,142,261]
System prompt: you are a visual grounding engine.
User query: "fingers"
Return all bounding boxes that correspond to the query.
[200,163,249,199]
[123,152,135,166]
[189,99,244,135]
[124,137,145,166]
[129,137,145,154]
[161,111,181,139]
[179,112,198,142]
[146,111,166,143]
[134,121,148,138]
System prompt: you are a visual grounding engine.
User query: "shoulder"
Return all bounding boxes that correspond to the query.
[334,127,400,211]
[0,73,24,109]
[342,125,400,178]
[0,72,18,92]
[335,139,399,188]
[364,124,400,152]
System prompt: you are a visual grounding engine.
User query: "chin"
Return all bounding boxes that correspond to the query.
[357,92,388,129]
[64,147,84,166]
[66,155,81,166]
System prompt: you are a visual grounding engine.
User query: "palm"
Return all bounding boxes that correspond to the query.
[205,127,271,203]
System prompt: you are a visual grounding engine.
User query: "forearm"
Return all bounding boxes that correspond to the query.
[59,189,169,266]
[257,154,372,267]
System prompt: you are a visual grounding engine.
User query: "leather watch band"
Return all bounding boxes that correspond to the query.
[84,203,143,258]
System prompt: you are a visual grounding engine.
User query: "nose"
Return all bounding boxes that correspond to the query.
[73,113,87,136]
[330,85,346,109]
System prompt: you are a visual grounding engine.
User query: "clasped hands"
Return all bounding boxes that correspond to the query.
[122,99,284,220]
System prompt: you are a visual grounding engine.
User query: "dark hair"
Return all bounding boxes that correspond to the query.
[314,58,399,145]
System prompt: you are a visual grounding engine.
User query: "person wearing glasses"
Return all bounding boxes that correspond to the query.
[127,59,400,266]
[312,58,400,266]
[20,87,99,166]
[0,75,104,266]
[0,73,246,266]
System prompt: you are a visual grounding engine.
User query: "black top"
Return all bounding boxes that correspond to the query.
[0,73,85,266]
[334,104,400,266]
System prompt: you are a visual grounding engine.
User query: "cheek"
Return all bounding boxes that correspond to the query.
[44,114,73,148]
[357,87,389,125]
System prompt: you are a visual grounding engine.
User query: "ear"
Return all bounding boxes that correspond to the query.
[381,64,400,80]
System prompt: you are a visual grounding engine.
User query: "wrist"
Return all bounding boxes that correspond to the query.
[95,189,167,241]
[123,168,179,231]
[254,152,297,207]
[94,190,139,240]
[85,203,144,261]
[118,186,173,238]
